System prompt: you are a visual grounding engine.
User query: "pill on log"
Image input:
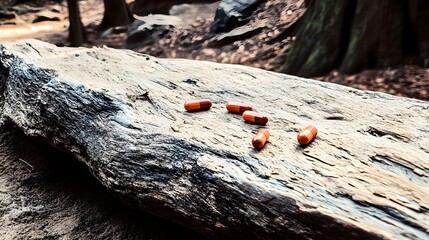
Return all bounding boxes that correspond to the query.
[226,101,253,114]
[252,129,270,149]
[242,111,268,125]
[184,99,212,112]
[297,125,318,145]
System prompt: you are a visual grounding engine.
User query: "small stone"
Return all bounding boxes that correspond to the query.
[375,77,384,84]
[32,13,61,23]
[201,48,217,57]
[0,11,15,20]
[51,6,61,13]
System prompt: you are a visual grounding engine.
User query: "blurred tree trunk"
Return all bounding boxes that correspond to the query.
[99,0,133,30]
[67,0,86,47]
[279,0,429,78]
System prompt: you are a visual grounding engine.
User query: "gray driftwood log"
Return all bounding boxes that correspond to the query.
[0,40,428,240]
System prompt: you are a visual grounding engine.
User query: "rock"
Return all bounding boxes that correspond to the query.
[208,25,264,47]
[50,5,61,13]
[130,0,217,16]
[12,0,46,8]
[100,26,128,39]
[0,125,206,239]
[0,11,15,20]
[1,21,17,25]
[210,0,264,33]
[32,11,61,23]
[201,48,217,57]
[169,2,219,26]
[1,40,429,240]
[134,14,184,27]
[383,68,406,81]
[10,4,42,15]
[126,14,183,49]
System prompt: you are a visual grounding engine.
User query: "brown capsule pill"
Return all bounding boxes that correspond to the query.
[297,125,318,145]
[226,101,253,114]
[184,99,212,112]
[252,129,270,149]
[242,111,268,125]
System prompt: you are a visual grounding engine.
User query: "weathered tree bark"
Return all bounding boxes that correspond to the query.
[279,0,429,77]
[1,40,428,240]
[99,0,134,30]
[66,0,86,47]
[0,125,207,240]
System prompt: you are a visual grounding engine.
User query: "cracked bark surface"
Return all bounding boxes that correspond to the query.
[0,40,428,240]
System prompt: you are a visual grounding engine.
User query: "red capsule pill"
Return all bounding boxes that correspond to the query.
[252,129,270,149]
[297,125,318,145]
[242,111,268,125]
[184,99,212,112]
[226,101,253,114]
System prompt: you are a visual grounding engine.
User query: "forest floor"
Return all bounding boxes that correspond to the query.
[0,0,428,101]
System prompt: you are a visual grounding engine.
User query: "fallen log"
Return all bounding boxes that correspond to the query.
[0,39,428,240]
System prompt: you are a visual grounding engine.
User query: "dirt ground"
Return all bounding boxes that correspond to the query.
[1,0,428,101]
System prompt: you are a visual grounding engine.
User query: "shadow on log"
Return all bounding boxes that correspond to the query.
[0,40,428,239]
[0,123,207,239]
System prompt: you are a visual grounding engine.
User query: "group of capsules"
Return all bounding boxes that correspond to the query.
[184,99,318,150]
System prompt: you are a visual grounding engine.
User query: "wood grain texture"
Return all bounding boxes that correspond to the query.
[0,40,428,239]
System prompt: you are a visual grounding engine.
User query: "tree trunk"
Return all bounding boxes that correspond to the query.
[1,40,428,240]
[99,0,133,30]
[67,0,86,47]
[409,0,429,66]
[279,0,429,78]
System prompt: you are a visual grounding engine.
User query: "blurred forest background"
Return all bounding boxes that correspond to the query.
[0,0,428,101]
